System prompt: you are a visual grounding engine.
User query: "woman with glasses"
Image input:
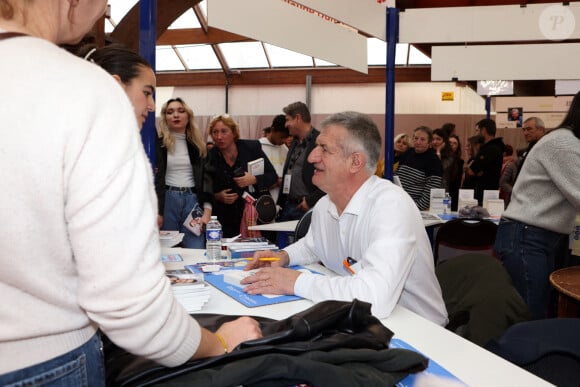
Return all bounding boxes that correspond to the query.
[155,98,214,248]
[208,114,278,237]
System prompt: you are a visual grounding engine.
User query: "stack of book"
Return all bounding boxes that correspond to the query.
[159,230,184,247]
[165,269,211,313]
[223,236,278,259]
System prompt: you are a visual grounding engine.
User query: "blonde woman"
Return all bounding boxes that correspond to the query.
[155,98,214,248]
[375,133,412,177]
[208,114,278,237]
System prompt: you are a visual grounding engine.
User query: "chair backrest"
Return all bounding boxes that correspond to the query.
[294,209,313,242]
[485,318,580,386]
[434,218,498,265]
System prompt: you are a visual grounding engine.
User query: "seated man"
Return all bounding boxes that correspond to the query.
[243,111,448,325]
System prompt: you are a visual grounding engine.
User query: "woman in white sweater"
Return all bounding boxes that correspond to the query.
[494,90,580,320]
[0,1,261,385]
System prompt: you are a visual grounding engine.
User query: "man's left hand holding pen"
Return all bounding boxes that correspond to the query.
[241,250,301,295]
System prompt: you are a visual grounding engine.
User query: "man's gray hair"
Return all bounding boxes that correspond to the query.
[524,116,545,128]
[320,111,381,174]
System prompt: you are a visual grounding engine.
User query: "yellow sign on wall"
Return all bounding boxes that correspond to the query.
[441,91,455,101]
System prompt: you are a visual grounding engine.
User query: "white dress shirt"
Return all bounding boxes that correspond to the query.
[285,175,448,325]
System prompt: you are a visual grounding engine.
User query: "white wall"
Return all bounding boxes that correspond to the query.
[156,81,486,117]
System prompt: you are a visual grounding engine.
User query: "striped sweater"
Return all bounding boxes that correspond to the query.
[396,149,443,210]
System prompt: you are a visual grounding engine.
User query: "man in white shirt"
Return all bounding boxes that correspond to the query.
[243,111,448,325]
[259,115,289,202]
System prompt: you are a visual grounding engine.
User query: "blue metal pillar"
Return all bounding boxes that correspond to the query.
[139,0,157,170]
[384,7,399,181]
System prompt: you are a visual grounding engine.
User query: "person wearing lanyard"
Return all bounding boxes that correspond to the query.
[155,98,214,248]
[277,101,325,223]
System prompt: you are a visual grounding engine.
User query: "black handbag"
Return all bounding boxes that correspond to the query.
[254,194,277,223]
[104,300,428,387]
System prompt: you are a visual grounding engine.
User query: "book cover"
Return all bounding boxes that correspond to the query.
[185,263,319,308]
[390,338,465,386]
[166,269,206,289]
[227,245,278,259]
[248,157,264,176]
[161,254,184,262]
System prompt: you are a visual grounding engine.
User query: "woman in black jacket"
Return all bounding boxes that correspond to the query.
[208,114,278,238]
[155,98,214,248]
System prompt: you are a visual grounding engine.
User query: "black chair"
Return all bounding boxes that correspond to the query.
[485,318,580,386]
[436,253,531,347]
[434,218,498,265]
[294,209,313,242]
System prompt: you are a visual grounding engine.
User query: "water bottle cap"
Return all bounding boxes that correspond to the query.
[210,215,217,220]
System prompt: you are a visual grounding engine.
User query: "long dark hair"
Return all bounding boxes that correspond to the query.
[558,90,580,139]
[78,44,152,85]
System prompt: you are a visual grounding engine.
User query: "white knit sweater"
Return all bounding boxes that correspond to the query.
[0,36,199,373]
[504,128,580,234]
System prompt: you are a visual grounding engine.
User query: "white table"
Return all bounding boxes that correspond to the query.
[249,217,445,232]
[248,220,298,232]
[164,248,552,387]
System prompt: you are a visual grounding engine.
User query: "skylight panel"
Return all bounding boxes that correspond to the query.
[264,44,313,68]
[168,8,200,29]
[176,45,222,70]
[408,45,432,65]
[156,46,187,71]
[106,0,138,32]
[314,58,338,67]
[219,42,269,69]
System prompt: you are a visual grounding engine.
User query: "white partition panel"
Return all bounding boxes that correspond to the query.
[555,80,580,95]
[400,3,580,43]
[208,0,368,73]
[432,43,580,81]
[296,0,393,40]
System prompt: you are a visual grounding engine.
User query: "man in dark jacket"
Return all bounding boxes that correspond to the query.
[277,101,325,222]
[467,118,505,205]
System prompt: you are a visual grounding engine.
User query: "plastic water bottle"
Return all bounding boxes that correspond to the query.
[443,192,451,215]
[206,216,222,262]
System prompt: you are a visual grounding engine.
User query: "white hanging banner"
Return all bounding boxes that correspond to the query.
[207,0,368,74]
[432,43,580,81]
[296,0,393,40]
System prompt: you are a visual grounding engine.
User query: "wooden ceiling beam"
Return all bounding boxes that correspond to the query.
[156,67,431,87]
[157,28,251,46]
[110,0,202,50]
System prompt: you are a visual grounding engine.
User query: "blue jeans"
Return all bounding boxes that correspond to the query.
[0,333,104,387]
[494,218,569,320]
[162,189,205,249]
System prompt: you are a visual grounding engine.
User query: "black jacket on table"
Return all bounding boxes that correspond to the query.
[103,300,428,387]
[154,136,214,216]
[277,127,325,209]
[209,139,278,238]
[469,137,505,204]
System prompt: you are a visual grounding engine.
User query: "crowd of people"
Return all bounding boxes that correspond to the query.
[1,1,578,383]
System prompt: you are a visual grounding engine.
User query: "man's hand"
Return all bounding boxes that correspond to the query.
[241,267,301,296]
[244,250,289,270]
